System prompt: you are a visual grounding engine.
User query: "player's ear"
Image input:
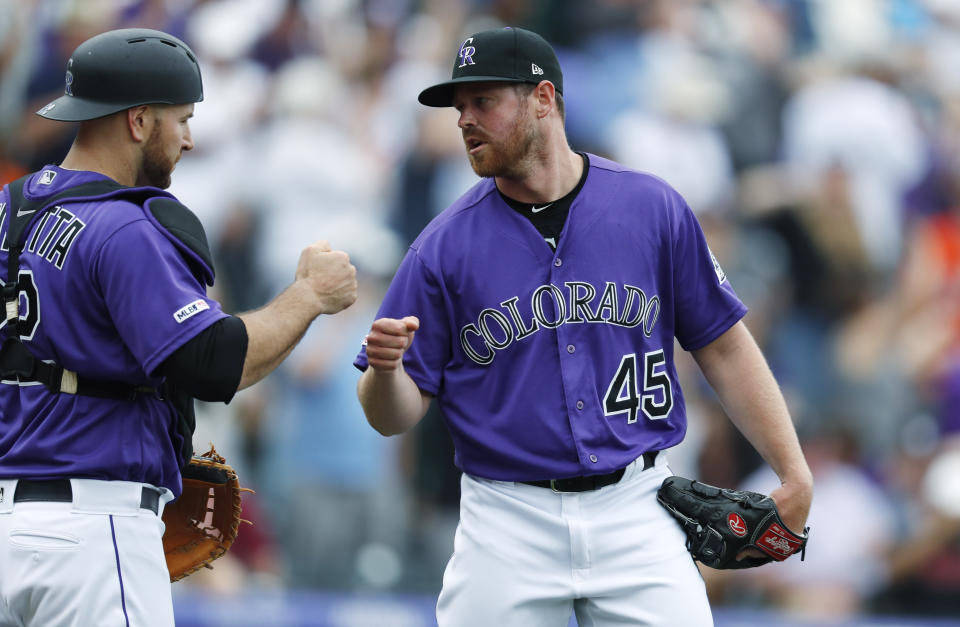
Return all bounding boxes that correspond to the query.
[533,80,556,120]
[126,105,152,143]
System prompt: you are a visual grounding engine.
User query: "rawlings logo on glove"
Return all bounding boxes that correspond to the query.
[656,476,809,569]
[161,445,252,582]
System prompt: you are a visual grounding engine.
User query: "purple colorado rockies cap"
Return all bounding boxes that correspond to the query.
[418,27,563,108]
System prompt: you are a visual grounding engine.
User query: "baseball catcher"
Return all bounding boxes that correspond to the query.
[657,475,809,569]
[0,26,357,624]
[161,446,250,582]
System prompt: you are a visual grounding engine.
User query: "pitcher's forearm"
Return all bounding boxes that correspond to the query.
[693,322,812,487]
[358,366,431,435]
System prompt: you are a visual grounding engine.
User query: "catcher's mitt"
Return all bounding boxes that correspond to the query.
[161,445,251,582]
[657,475,809,569]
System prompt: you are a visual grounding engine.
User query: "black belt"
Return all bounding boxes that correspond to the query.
[522,451,658,493]
[13,479,160,515]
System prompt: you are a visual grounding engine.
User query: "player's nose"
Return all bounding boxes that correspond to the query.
[457,109,476,129]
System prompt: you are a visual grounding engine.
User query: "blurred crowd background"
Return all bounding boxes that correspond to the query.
[4,0,960,624]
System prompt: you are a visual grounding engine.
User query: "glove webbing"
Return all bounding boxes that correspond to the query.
[659,501,726,563]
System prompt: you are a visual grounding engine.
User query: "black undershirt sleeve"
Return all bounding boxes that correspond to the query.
[160,315,248,403]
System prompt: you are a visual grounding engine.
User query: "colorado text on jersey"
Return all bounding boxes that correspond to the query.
[459,280,661,365]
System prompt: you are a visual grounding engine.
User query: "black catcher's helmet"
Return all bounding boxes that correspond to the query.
[37,28,203,122]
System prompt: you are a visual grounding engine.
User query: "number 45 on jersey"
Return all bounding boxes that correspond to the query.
[604,349,673,423]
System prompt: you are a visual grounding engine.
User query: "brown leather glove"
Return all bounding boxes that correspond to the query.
[162,445,250,582]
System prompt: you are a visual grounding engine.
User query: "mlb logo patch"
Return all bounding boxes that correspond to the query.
[38,170,57,185]
[173,299,209,324]
[709,250,727,285]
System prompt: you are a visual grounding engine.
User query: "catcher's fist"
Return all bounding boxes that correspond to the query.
[365,316,419,371]
[296,240,358,314]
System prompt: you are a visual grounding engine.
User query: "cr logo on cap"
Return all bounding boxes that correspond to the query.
[458,37,476,68]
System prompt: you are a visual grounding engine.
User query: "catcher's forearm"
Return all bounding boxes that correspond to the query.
[236,281,317,389]
[358,366,431,436]
[692,321,812,489]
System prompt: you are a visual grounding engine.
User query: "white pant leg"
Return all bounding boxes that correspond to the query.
[573,458,713,627]
[436,455,713,627]
[437,473,577,627]
[0,480,173,627]
[109,509,175,626]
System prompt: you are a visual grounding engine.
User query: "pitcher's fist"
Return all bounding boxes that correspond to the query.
[365,316,420,371]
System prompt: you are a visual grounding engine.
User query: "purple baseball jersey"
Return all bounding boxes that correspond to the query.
[0,166,228,496]
[355,154,747,481]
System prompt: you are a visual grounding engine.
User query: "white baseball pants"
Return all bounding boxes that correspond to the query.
[437,454,713,626]
[0,479,174,627]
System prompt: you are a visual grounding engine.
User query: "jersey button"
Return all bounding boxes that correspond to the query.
[589,454,598,463]
[554,258,562,267]
[567,344,575,353]
[576,400,584,410]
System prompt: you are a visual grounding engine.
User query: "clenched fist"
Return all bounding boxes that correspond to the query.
[365,316,420,371]
[296,240,358,314]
